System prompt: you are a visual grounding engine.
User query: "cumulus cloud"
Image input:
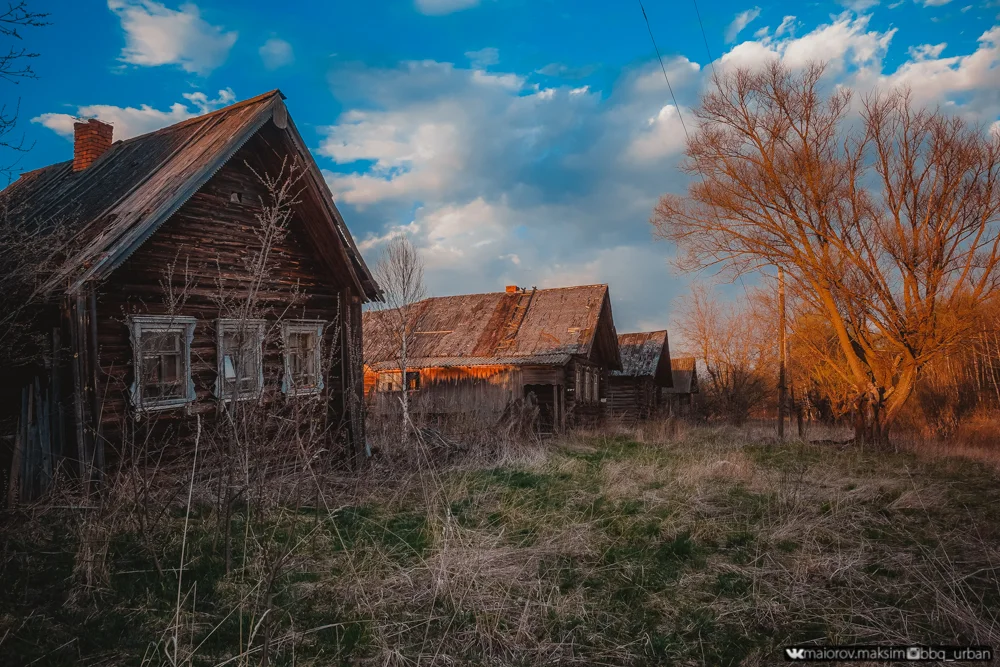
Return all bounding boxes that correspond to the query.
[465,47,499,68]
[108,0,237,74]
[31,88,236,141]
[318,57,700,328]
[259,37,294,70]
[415,0,479,15]
[319,9,1000,331]
[721,12,895,76]
[726,7,762,43]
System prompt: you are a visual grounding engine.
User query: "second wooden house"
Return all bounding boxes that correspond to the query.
[364,285,621,433]
[607,330,673,423]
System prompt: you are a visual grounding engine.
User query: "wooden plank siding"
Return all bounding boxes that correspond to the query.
[366,358,612,432]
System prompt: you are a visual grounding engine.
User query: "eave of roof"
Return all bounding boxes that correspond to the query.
[367,353,574,371]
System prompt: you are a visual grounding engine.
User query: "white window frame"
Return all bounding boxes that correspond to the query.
[281,319,326,396]
[128,315,197,412]
[584,367,592,402]
[214,319,266,402]
[592,368,600,403]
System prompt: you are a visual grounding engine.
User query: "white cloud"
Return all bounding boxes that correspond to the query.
[320,57,700,328]
[259,37,294,70]
[775,15,796,37]
[108,0,237,74]
[414,0,479,15]
[726,7,762,43]
[842,0,880,10]
[31,88,236,141]
[922,0,952,6]
[624,105,688,164]
[907,42,946,60]
[465,47,499,67]
[869,26,1000,111]
[325,15,1000,331]
[721,12,895,77]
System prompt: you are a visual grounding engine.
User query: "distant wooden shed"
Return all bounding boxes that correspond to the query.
[607,331,673,423]
[364,285,621,433]
[663,357,699,415]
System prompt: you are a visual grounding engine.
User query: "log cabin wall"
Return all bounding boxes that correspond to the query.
[606,377,670,424]
[92,138,357,457]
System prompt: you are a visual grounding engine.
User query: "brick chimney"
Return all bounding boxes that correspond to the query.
[73,118,113,172]
[505,285,520,293]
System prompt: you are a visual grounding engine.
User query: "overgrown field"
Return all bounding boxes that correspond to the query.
[3,426,1000,666]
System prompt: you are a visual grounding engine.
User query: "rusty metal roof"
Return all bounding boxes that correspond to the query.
[364,284,621,370]
[2,90,379,301]
[664,357,699,394]
[611,330,673,387]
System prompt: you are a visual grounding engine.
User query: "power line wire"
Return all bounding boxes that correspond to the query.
[638,0,690,142]
[687,0,755,305]
[690,0,719,82]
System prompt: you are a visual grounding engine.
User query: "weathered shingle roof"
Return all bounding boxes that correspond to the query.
[2,90,379,301]
[664,357,699,394]
[611,330,673,387]
[364,284,621,370]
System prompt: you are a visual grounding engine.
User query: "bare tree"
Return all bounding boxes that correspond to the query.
[674,284,775,424]
[654,61,1000,445]
[0,1,49,182]
[369,236,426,439]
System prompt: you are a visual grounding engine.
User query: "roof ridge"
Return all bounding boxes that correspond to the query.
[417,283,609,304]
[113,89,284,146]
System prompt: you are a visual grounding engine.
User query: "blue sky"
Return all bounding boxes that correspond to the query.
[8,0,1000,335]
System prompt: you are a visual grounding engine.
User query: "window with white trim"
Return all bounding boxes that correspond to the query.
[215,319,265,401]
[583,367,592,402]
[129,315,197,411]
[592,368,600,402]
[282,320,325,396]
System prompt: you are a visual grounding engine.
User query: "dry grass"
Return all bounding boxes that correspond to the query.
[2,422,1000,665]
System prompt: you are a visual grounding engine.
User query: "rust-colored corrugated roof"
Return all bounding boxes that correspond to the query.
[2,90,379,301]
[664,357,699,394]
[364,284,621,370]
[612,330,673,387]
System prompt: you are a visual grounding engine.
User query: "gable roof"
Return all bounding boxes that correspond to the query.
[364,284,621,371]
[611,330,673,387]
[2,90,379,301]
[664,357,699,394]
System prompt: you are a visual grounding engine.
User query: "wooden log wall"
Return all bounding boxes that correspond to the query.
[607,377,659,424]
[91,136,357,460]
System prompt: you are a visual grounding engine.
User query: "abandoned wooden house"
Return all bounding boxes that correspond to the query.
[664,357,700,415]
[1,90,380,500]
[607,331,673,423]
[363,285,622,433]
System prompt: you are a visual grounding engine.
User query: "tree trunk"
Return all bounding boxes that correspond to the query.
[852,361,917,448]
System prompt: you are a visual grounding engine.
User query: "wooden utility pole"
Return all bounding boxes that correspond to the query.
[778,267,787,440]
